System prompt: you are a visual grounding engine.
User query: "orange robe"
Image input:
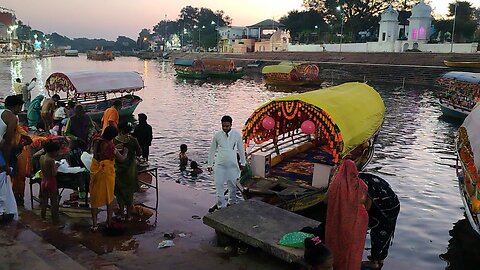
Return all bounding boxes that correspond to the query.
[101,107,119,132]
[11,126,32,199]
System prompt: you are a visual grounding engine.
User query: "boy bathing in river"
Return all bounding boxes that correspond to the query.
[179,144,188,171]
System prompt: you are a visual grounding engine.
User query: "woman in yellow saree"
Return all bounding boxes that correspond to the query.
[90,126,127,231]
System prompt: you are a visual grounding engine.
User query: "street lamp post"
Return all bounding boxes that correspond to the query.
[337,6,344,53]
[211,20,216,52]
[314,25,318,43]
[450,1,458,53]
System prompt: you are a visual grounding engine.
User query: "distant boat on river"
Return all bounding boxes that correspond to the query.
[444,60,480,68]
[173,58,244,80]
[64,49,79,57]
[87,49,114,61]
[437,71,480,120]
[262,62,323,86]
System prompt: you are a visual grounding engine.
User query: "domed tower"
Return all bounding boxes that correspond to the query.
[408,0,432,42]
[378,5,399,42]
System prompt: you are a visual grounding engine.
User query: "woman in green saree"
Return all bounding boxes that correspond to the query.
[27,95,44,128]
[114,122,142,221]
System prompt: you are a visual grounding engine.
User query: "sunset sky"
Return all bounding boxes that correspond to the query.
[3,0,479,40]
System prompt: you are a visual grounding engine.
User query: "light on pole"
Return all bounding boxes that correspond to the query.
[315,25,318,43]
[211,20,217,52]
[337,6,344,53]
[450,1,458,53]
[182,28,187,49]
[199,25,205,50]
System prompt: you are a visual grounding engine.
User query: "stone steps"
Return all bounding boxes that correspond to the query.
[0,228,87,270]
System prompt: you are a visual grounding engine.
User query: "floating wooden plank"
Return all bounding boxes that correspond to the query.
[203,200,319,264]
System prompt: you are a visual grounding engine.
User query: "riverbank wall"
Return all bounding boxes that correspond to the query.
[171,51,480,86]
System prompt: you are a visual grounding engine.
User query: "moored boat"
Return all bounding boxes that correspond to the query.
[239,82,385,212]
[45,71,144,121]
[456,105,480,236]
[64,49,79,57]
[262,61,322,86]
[444,60,480,68]
[173,58,243,80]
[87,49,114,61]
[173,59,207,79]
[437,71,480,119]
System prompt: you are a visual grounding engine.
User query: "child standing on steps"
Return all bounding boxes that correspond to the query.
[40,141,61,224]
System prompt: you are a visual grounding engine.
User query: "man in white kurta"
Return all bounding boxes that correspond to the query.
[207,116,246,209]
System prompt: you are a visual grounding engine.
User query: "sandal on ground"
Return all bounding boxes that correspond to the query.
[90,225,99,232]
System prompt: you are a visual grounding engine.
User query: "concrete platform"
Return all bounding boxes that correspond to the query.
[203,199,319,265]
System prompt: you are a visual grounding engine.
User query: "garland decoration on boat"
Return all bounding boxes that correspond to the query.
[458,126,479,196]
[45,73,76,97]
[437,77,480,97]
[242,100,343,162]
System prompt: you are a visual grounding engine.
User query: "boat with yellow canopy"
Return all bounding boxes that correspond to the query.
[239,82,385,212]
[444,60,480,68]
[262,61,322,86]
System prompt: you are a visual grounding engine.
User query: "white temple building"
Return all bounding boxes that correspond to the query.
[287,0,478,53]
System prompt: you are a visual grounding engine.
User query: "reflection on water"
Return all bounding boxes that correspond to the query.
[1,56,479,269]
[440,219,480,270]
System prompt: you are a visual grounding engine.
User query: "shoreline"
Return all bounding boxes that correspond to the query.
[171,51,480,86]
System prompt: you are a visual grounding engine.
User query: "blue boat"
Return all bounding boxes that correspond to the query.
[439,99,470,120]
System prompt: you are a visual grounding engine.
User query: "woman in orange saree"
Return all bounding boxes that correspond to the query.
[325,159,369,270]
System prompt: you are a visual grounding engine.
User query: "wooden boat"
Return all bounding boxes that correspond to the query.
[202,59,244,79]
[444,60,480,68]
[438,99,470,119]
[45,71,144,121]
[437,71,480,119]
[174,59,207,79]
[262,62,322,86]
[456,105,480,236]
[173,59,243,80]
[87,49,114,61]
[239,82,385,212]
[64,50,79,57]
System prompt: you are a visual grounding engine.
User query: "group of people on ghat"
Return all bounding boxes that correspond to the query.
[0,90,153,231]
[3,77,399,269]
[207,116,400,270]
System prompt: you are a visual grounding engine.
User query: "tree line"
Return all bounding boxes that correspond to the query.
[12,1,480,52]
[289,0,480,44]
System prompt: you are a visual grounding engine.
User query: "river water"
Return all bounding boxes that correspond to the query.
[1,56,478,269]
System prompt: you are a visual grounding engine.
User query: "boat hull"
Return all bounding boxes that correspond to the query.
[207,72,244,80]
[84,96,142,121]
[264,77,324,86]
[444,60,480,68]
[175,70,208,79]
[458,174,480,237]
[439,100,470,119]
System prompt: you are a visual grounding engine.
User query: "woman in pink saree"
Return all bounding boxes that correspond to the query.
[325,159,368,270]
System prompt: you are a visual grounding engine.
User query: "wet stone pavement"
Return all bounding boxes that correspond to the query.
[0,180,299,270]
